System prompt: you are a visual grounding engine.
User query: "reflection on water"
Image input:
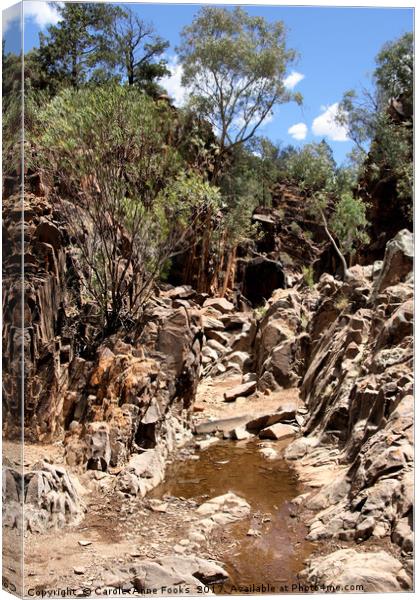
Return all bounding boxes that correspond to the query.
[152,440,314,593]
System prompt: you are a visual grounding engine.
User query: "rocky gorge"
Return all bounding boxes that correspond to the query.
[2,182,414,596]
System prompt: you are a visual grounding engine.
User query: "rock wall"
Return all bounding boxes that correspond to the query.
[64,296,203,475]
[2,191,205,534]
[282,230,413,585]
[2,192,83,440]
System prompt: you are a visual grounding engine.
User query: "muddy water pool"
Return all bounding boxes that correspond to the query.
[151,440,314,593]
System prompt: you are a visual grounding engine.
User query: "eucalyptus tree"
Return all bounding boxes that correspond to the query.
[177,6,302,180]
[337,33,413,220]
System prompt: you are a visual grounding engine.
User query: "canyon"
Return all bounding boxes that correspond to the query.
[2,186,413,596]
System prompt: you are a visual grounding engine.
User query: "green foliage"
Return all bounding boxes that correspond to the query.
[38,85,182,201]
[302,265,314,288]
[329,192,369,257]
[254,303,269,320]
[177,6,301,160]
[281,140,369,267]
[283,141,336,194]
[338,32,413,221]
[375,32,413,110]
[38,3,121,91]
[246,136,282,206]
[217,145,264,247]
[290,221,301,235]
[334,294,350,312]
[36,85,221,330]
[36,4,169,94]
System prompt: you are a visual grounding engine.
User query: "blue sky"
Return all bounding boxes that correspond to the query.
[3,1,413,164]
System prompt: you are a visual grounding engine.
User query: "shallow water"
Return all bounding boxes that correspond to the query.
[152,440,314,593]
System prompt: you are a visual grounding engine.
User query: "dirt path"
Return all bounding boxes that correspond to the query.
[193,375,302,421]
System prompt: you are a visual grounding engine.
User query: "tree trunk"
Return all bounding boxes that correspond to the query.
[319,208,348,279]
[221,246,236,296]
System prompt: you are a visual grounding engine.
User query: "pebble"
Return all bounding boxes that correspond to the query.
[74,566,86,575]
[247,529,261,537]
[78,540,92,547]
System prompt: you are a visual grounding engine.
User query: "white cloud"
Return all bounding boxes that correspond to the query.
[24,1,61,29]
[288,122,308,141]
[159,57,189,106]
[312,102,349,142]
[283,71,304,90]
[2,3,21,35]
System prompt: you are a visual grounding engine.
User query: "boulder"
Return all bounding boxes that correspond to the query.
[85,422,111,471]
[195,415,251,435]
[116,450,164,496]
[196,492,251,524]
[391,517,413,553]
[245,405,297,433]
[224,381,256,402]
[103,555,228,594]
[202,315,225,331]
[372,229,413,296]
[195,437,219,451]
[224,351,250,368]
[161,285,195,300]
[259,423,296,441]
[231,426,253,441]
[203,297,234,313]
[259,447,279,460]
[302,549,410,592]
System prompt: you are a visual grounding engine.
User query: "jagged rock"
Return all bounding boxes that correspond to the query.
[372,229,413,296]
[255,289,305,390]
[202,346,219,363]
[259,423,296,441]
[223,381,256,402]
[205,339,226,355]
[220,313,251,330]
[3,462,84,533]
[202,315,225,331]
[231,426,253,441]
[206,329,231,345]
[103,556,228,594]
[302,549,409,592]
[306,474,350,511]
[161,285,196,300]
[85,422,111,471]
[391,517,413,552]
[224,351,250,369]
[202,297,234,313]
[156,308,201,377]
